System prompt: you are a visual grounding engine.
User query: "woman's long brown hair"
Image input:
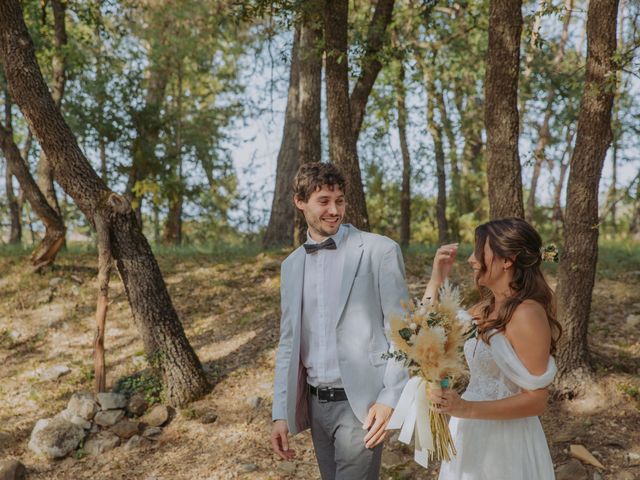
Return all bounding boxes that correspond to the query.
[473,218,562,354]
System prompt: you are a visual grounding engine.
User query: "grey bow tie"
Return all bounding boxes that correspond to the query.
[303,237,337,254]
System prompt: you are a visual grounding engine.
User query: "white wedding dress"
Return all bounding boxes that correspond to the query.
[438,332,557,480]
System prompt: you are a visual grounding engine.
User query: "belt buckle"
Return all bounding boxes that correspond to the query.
[317,386,333,403]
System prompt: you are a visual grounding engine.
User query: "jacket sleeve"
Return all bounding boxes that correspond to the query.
[272,261,292,421]
[375,241,410,408]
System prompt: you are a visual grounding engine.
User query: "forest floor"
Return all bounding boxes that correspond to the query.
[0,242,639,480]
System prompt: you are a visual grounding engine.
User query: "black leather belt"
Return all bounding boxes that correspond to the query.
[308,385,348,403]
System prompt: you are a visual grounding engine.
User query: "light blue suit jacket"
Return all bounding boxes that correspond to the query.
[272,224,410,434]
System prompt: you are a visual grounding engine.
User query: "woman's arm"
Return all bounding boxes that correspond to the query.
[430,386,549,419]
[430,301,553,419]
[421,243,458,305]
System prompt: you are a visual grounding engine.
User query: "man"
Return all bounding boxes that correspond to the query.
[271,162,409,479]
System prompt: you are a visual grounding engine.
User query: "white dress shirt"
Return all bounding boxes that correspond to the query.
[301,224,347,387]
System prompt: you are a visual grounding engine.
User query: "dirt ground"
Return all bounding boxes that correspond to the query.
[0,248,638,479]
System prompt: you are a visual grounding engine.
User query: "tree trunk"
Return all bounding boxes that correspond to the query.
[36,0,66,219]
[0,0,209,406]
[163,63,184,246]
[0,83,64,265]
[484,0,525,219]
[630,180,640,237]
[396,63,411,246]
[164,196,183,245]
[426,72,449,245]
[526,0,573,223]
[3,89,20,244]
[552,126,575,233]
[349,0,395,139]
[436,88,460,240]
[295,9,323,246]
[5,163,21,244]
[263,28,300,248]
[127,49,170,227]
[555,0,619,392]
[324,0,369,229]
[453,82,485,216]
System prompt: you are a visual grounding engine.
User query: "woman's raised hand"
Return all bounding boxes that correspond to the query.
[422,243,458,305]
[431,243,458,285]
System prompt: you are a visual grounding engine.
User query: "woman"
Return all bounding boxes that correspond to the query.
[424,218,561,480]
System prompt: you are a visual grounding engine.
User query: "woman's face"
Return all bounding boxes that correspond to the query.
[468,238,501,287]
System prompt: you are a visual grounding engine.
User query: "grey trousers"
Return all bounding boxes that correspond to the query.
[308,394,383,480]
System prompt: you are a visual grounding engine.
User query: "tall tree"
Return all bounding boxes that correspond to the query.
[350,0,395,140]
[0,0,209,406]
[295,8,323,245]
[555,0,619,390]
[396,62,411,246]
[324,0,369,229]
[264,2,323,248]
[484,0,525,219]
[1,79,65,267]
[3,87,20,244]
[263,29,300,248]
[36,0,67,220]
[425,66,449,245]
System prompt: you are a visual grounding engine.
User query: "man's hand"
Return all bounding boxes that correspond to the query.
[271,420,296,460]
[362,403,393,449]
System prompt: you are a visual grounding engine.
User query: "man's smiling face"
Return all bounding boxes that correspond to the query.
[294,185,345,241]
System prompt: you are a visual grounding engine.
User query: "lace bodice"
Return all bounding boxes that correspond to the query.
[462,336,522,402]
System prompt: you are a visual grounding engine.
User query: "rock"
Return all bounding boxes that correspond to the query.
[67,392,97,420]
[123,435,151,451]
[83,431,121,456]
[49,277,63,287]
[28,417,85,459]
[555,459,589,480]
[39,365,71,381]
[0,459,26,480]
[199,411,218,425]
[276,462,296,475]
[570,444,605,469]
[109,420,141,439]
[239,463,259,473]
[247,396,262,409]
[127,393,148,417]
[70,285,81,297]
[70,275,83,284]
[56,410,91,430]
[626,314,640,328]
[94,410,125,427]
[626,451,640,466]
[142,426,163,438]
[97,392,128,410]
[143,405,171,427]
[0,431,14,451]
[593,472,603,480]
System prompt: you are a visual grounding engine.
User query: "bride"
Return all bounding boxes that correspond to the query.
[424,218,561,480]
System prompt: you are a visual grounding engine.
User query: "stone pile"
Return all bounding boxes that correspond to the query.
[28,391,173,460]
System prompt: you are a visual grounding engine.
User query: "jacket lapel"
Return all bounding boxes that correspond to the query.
[336,225,364,325]
[289,246,306,336]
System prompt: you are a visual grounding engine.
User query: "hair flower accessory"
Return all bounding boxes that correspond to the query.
[540,244,559,263]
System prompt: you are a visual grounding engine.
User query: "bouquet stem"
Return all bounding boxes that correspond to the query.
[428,409,456,462]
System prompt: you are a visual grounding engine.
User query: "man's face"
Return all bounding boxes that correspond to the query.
[294,185,345,241]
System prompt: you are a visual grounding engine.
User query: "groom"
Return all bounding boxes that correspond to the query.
[271,162,409,479]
